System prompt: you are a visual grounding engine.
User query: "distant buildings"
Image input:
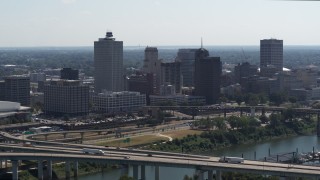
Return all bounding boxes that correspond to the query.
[234,62,258,84]
[30,73,46,83]
[194,48,222,104]
[91,91,146,114]
[61,68,79,80]
[0,76,30,106]
[94,32,123,93]
[260,39,283,77]
[176,49,198,87]
[160,61,182,94]
[44,80,89,115]
[142,47,162,94]
[149,94,205,106]
[127,72,155,105]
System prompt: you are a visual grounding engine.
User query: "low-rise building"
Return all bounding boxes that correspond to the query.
[44,80,89,115]
[150,95,205,106]
[91,91,146,114]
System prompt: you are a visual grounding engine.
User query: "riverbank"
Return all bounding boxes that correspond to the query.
[145,116,316,154]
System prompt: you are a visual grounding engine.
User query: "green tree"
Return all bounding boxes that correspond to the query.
[214,117,227,130]
[119,175,134,180]
[227,116,239,130]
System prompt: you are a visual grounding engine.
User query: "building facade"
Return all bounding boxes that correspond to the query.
[91,91,146,114]
[44,80,89,115]
[194,48,222,104]
[234,62,258,83]
[61,68,79,80]
[127,72,155,105]
[160,61,182,94]
[150,95,205,106]
[94,32,123,93]
[176,49,198,87]
[2,76,30,106]
[260,39,283,76]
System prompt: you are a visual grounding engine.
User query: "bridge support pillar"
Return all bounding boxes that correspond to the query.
[65,161,71,180]
[196,170,204,180]
[208,170,213,180]
[47,160,52,180]
[317,113,320,137]
[140,165,146,180]
[155,165,160,180]
[44,134,48,141]
[12,160,18,180]
[74,161,78,179]
[216,170,222,180]
[80,132,84,144]
[224,109,227,118]
[250,107,255,117]
[120,164,129,176]
[38,160,43,180]
[132,165,138,180]
[63,133,67,139]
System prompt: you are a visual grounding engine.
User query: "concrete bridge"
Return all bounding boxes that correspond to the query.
[2,131,320,180]
[2,151,320,180]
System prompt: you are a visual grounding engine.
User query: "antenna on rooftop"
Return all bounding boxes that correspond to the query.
[201,37,203,48]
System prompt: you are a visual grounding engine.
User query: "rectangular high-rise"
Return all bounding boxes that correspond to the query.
[176,49,198,87]
[44,80,89,115]
[160,61,182,94]
[2,76,30,106]
[94,32,123,93]
[260,39,283,76]
[194,48,221,104]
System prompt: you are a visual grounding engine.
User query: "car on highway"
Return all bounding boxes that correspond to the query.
[124,156,130,159]
[219,156,244,163]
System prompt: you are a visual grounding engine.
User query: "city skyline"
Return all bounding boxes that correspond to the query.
[0,0,319,47]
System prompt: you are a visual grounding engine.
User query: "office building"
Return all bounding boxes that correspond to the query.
[260,39,283,76]
[30,73,46,83]
[1,76,30,106]
[142,47,162,94]
[150,94,205,106]
[94,32,123,93]
[91,91,146,114]
[176,49,198,87]
[194,48,221,104]
[61,68,79,80]
[127,72,155,105]
[44,80,89,115]
[234,62,258,83]
[160,61,182,94]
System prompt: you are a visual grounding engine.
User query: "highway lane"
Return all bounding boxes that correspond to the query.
[2,142,320,174]
[1,152,320,178]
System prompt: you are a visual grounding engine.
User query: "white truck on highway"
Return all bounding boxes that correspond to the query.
[219,156,244,163]
[81,148,105,155]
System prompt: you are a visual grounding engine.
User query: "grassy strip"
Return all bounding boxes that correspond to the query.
[96,135,168,147]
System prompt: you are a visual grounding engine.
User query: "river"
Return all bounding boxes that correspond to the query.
[76,135,320,180]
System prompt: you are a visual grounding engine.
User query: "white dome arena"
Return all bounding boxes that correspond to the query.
[0,101,21,112]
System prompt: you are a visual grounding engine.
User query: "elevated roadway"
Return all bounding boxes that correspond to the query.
[1,152,320,179]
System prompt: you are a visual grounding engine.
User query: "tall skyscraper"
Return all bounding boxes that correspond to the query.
[194,48,221,104]
[142,47,162,94]
[94,32,123,93]
[160,61,182,94]
[260,39,283,76]
[176,49,198,87]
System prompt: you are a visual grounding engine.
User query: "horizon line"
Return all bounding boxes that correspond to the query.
[1,44,320,48]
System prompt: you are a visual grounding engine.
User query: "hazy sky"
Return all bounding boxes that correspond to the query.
[0,0,319,47]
